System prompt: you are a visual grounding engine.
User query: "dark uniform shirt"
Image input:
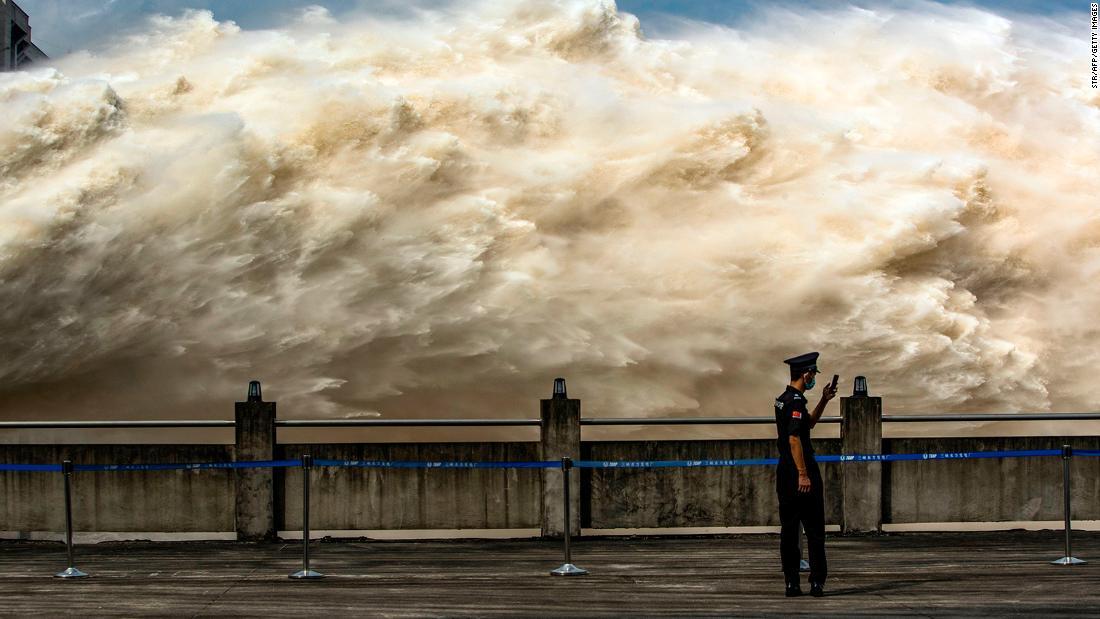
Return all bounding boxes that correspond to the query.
[774,385,817,474]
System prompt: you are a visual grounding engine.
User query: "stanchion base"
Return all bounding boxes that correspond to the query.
[289,569,325,579]
[1050,557,1087,565]
[800,559,810,572]
[550,563,588,576]
[55,567,88,578]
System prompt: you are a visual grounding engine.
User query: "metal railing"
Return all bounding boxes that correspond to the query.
[581,416,841,425]
[275,419,541,427]
[0,421,236,429]
[2,412,1100,429]
[0,419,538,429]
[582,412,1100,425]
[881,413,1100,423]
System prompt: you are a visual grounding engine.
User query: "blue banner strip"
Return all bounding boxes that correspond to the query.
[574,458,779,468]
[315,459,559,469]
[820,449,1062,463]
[0,463,63,472]
[0,449,1074,472]
[73,459,302,472]
[1077,450,1100,457]
[576,449,1064,469]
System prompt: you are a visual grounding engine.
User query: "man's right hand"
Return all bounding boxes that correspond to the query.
[798,472,812,493]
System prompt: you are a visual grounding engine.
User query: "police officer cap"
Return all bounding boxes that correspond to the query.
[783,351,819,373]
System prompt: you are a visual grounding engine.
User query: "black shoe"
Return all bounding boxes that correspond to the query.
[785,583,803,597]
[810,583,824,597]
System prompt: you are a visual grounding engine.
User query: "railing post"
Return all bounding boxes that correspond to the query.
[54,460,87,578]
[540,378,581,538]
[841,381,882,533]
[1051,444,1086,565]
[290,454,323,579]
[235,380,277,541]
[550,457,587,576]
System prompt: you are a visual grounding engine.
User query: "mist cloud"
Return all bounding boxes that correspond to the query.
[0,0,1096,422]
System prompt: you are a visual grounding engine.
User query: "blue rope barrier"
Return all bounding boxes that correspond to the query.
[0,449,1079,472]
[574,458,779,468]
[73,459,302,472]
[821,448,1063,463]
[315,459,560,469]
[0,463,62,472]
[576,449,1065,469]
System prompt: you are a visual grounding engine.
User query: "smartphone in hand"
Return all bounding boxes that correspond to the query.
[830,374,839,390]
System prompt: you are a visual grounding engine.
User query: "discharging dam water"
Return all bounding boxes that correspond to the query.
[0,0,1096,424]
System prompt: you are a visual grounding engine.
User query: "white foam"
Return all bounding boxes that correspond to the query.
[0,1,1093,427]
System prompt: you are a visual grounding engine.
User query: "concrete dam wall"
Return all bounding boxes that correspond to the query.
[2,396,1099,538]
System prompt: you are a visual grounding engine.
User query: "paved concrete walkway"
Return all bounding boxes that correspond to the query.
[1,531,1097,617]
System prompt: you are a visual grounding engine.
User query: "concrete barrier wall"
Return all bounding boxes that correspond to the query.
[277,443,542,530]
[0,445,234,533]
[3,436,1100,534]
[884,437,1100,523]
[582,439,843,528]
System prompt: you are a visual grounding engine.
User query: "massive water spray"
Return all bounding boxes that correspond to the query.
[0,0,1097,423]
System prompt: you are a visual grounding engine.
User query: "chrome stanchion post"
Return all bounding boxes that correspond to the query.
[55,460,88,578]
[1051,445,1086,565]
[551,457,587,576]
[290,454,324,579]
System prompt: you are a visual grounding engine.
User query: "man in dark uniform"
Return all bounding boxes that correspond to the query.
[775,351,837,597]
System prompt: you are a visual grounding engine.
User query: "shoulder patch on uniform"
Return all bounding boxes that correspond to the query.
[775,401,784,410]
[791,411,802,419]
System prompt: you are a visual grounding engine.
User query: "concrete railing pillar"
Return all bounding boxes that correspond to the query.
[540,378,581,538]
[235,381,276,541]
[840,391,882,533]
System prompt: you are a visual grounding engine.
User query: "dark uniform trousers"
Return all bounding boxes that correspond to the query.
[777,464,827,585]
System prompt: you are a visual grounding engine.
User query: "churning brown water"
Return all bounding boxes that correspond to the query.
[0,1,1097,429]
